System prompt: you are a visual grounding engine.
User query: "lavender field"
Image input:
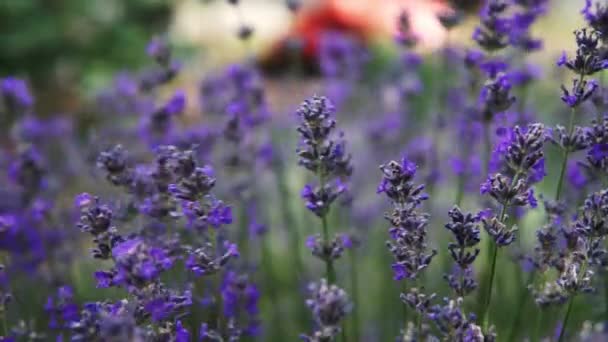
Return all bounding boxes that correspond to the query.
[2,0,608,341]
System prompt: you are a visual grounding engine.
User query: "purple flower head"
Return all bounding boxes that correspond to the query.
[464,49,485,69]
[143,289,192,322]
[582,1,608,37]
[302,279,351,341]
[305,234,345,262]
[208,202,233,228]
[97,145,132,187]
[300,180,346,218]
[109,239,174,288]
[377,157,425,204]
[45,286,79,329]
[147,37,171,66]
[164,90,186,116]
[220,272,260,337]
[473,0,511,51]
[480,72,516,115]
[588,143,608,163]
[561,78,598,108]
[479,58,509,78]
[8,146,47,198]
[175,321,190,342]
[568,161,588,188]
[558,29,608,76]
[339,233,360,250]
[1,77,33,114]
[428,298,485,341]
[296,96,352,184]
[186,241,239,277]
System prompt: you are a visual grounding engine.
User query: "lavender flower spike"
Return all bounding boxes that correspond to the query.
[300,279,351,342]
[379,157,436,281]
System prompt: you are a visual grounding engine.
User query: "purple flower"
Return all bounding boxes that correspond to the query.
[175,321,190,342]
[473,1,511,51]
[164,90,186,116]
[146,37,171,65]
[582,1,608,37]
[301,279,351,341]
[1,77,33,114]
[208,202,233,228]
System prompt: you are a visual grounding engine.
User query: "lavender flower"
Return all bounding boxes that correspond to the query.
[221,271,261,337]
[534,190,608,309]
[473,1,511,52]
[75,193,123,260]
[427,298,486,341]
[139,37,180,91]
[481,123,545,213]
[444,207,481,296]
[296,95,352,280]
[583,1,608,39]
[301,279,351,342]
[379,157,436,281]
[0,77,33,118]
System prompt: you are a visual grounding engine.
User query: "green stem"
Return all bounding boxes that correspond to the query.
[402,282,408,329]
[555,108,576,201]
[349,250,360,342]
[276,156,304,280]
[605,272,608,324]
[321,214,336,283]
[481,196,511,332]
[414,279,423,336]
[533,308,544,342]
[261,238,284,340]
[557,296,575,342]
[481,241,499,332]
[341,325,348,342]
[508,272,535,341]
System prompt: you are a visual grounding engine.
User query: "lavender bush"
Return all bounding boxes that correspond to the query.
[3,0,608,341]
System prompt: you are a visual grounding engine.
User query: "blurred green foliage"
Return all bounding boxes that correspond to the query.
[0,0,170,89]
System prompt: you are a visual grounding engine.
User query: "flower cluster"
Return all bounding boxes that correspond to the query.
[300,279,351,342]
[481,123,545,241]
[534,190,608,306]
[444,207,481,296]
[379,157,436,281]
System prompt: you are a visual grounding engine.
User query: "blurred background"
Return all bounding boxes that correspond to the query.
[0,0,586,115]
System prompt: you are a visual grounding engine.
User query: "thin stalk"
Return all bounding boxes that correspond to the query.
[481,240,499,332]
[415,279,423,336]
[318,169,336,284]
[557,296,575,342]
[604,271,608,323]
[508,272,535,341]
[402,281,409,330]
[275,157,304,280]
[321,213,336,283]
[261,238,284,340]
[557,257,588,342]
[208,229,224,334]
[555,107,576,201]
[349,249,361,341]
[481,184,514,332]
[533,307,544,342]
